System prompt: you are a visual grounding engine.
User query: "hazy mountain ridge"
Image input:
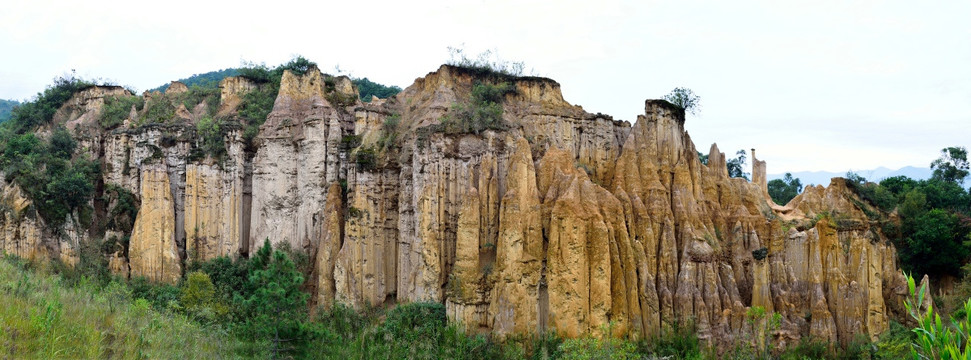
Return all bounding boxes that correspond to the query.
[770,166,932,186]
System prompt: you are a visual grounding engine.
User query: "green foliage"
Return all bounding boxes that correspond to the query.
[377,114,400,149]
[180,85,221,116]
[697,150,709,165]
[727,149,750,180]
[151,68,240,93]
[767,173,803,205]
[752,247,768,261]
[0,126,99,229]
[47,126,76,160]
[844,172,898,212]
[440,81,515,134]
[102,184,139,234]
[240,244,312,357]
[353,77,403,102]
[906,274,971,359]
[139,94,177,124]
[0,99,19,122]
[194,115,228,161]
[639,321,705,359]
[662,87,701,115]
[901,209,969,277]
[932,146,970,185]
[5,73,95,134]
[98,95,143,129]
[354,146,378,171]
[0,256,247,358]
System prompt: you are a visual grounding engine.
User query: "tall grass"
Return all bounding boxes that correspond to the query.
[0,256,251,359]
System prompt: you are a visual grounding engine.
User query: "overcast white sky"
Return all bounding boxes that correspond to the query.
[1,0,968,174]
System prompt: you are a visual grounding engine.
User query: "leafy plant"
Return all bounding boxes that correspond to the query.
[906,274,971,359]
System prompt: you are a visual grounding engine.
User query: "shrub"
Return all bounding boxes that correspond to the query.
[6,73,95,134]
[195,116,228,161]
[354,147,378,171]
[353,77,402,102]
[560,323,639,360]
[377,114,400,149]
[440,81,514,134]
[640,321,704,359]
[99,95,144,129]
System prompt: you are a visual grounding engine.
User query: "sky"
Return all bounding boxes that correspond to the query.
[1,0,969,174]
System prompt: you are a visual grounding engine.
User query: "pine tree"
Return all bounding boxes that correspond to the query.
[241,241,311,357]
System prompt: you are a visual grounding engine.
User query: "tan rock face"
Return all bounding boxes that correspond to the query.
[0,181,46,261]
[249,68,351,252]
[217,76,259,117]
[315,182,344,310]
[128,166,182,283]
[18,64,909,347]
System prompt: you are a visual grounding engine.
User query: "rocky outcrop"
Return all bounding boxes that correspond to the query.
[0,181,45,261]
[128,165,182,283]
[16,63,911,347]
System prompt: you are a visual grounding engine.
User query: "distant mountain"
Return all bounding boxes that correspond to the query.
[0,99,20,122]
[151,68,240,92]
[769,166,932,186]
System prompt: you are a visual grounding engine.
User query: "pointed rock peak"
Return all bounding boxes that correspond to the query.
[165,81,188,95]
[708,143,728,178]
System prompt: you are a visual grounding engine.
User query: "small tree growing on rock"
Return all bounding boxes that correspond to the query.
[663,87,701,115]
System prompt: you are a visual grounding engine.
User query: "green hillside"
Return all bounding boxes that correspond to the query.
[0,99,19,122]
[151,68,240,93]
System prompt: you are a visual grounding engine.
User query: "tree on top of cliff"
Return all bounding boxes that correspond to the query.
[662,87,701,116]
[931,146,969,185]
[727,149,750,180]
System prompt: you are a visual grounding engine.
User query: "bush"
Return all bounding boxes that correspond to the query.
[6,74,95,134]
[377,114,400,149]
[354,147,378,171]
[99,95,143,129]
[440,81,514,134]
[195,116,228,161]
[354,77,402,102]
[640,321,704,359]
[560,323,639,360]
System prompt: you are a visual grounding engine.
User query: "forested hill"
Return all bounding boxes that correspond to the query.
[0,99,19,122]
[151,68,240,93]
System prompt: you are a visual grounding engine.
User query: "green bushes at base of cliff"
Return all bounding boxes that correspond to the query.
[0,249,926,359]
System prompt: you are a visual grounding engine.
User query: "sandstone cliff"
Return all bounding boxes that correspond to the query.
[0,64,909,346]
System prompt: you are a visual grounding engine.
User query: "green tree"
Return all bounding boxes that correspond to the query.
[931,146,969,184]
[353,77,402,102]
[726,149,749,180]
[241,240,311,357]
[901,209,969,277]
[767,173,803,205]
[662,87,700,115]
[47,126,76,160]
